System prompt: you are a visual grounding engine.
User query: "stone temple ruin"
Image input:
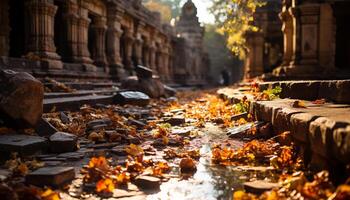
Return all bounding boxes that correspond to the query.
[244,0,350,80]
[0,0,209,85]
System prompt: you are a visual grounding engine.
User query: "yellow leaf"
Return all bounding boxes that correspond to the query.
[125,144,144,157]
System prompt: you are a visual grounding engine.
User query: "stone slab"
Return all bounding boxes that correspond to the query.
[25,166,75,188]
[44,95,113,112]
[0,134,48,156]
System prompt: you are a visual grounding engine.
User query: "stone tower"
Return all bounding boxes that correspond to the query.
[175,0,208,84]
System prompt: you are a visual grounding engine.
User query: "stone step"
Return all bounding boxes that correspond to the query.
[43,95,113,112]
[258,79,350,104]
[43,81,120,90]
[44,88,119,99]
[218,87,350,172]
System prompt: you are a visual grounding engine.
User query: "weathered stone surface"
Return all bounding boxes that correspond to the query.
[164,117,185,126]
[164,85,177,97]
[134,175,161,190]
[139,77,165,98]
[309,117,345,158]
[112,145,128,156]
[0,169,11,181]
[273,108,303,134]
[332,125,350,163]
[25,166,75,187]
[35,117,58,136]
[290,113,317,142]
[121,76,140,90]
[59,112,70,124]
[114,91,150,106]
[86,119,112,130]
[282,81,320,100]
[128,119,147,129]
[0,70,44,127]
[49,132,78,153]
[0,134,47,156]
[136,65,153,79]
[243,180,279,194]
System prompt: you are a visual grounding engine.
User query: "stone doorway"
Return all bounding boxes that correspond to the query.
[334,2,350,70]
[8,0,25,58]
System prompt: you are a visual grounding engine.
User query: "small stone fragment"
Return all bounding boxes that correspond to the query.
[113,91,150,106]
[49,132,78,153]
[243,180,280,194]
[35,117,58,136]
[25,166,75,188]
[165,117,185,126]
[111,146,128,156]
[134,175,161,190]
[135,65,153,79]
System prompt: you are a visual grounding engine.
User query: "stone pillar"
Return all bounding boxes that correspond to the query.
[25,0,63,69]
[0,0,9,56]
[149,41,156,71]
[134,34,143,66]
[319,3,335,71]
[142,38,150,68]
[162,44,170,81]
[155,44,163,75]
[76,9,95,71]
[106,5,124,78]
[123,28,135,74]
[90,17,108,69]
[63,2,80,62]
[244,31,264,78]
[279,1,294,66]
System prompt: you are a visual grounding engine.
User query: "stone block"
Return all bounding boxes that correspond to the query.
[243,180,279,195]
[135,65,153,79]
[284,81,320,100]
[332,125,350,164]
[0,134,48,156]
[272,108,303,134]
[113,91,150,106]
[318,81,337,102]
[0,70,44,127]
[35,117,58,136]
[309,117,346,158]
[25,166,75,188]
[49,132,78,153]
[290,113,318,143]
[334,80,350,104]
[164,117,185,126]
[134,175,161,190]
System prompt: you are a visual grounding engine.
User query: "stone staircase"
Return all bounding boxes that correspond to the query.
[218,80,350,176]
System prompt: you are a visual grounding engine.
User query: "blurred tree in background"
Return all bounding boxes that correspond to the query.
[209,0,265,59]
[144,0,172,22]
[204,24,243,84]
[143,0,182,21]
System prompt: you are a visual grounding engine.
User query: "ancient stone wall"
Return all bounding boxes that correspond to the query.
[272,0,350,80]
[0,0,209,85]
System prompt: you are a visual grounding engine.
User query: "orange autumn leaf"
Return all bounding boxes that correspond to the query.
[41,188,60,200]
[88,156,110,171]
[96,178,115,193]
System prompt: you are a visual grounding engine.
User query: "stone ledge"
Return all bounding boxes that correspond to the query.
[258,80,350,103]
[218,87,350,171]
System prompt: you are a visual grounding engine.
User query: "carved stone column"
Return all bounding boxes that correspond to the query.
[279,0,294,66]
[142,38,150,68]
[162,44,170,81]
[25,0,63,69]
[149,41,156,71]
[123,29,135,74]
[244,31,264,78]
[155,44,163,75]
[90,17,108,69]
[63,2,80,62]
[106,5,124,78]
[134,33,143,66]
[0,0,9,57]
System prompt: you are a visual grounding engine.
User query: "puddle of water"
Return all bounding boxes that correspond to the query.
[148,123,280,200]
